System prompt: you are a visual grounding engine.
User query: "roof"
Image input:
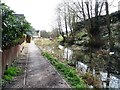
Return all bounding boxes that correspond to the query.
[14,14,25,19]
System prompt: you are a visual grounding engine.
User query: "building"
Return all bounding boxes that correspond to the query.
[14,14,25,19]
[32,30,41,39]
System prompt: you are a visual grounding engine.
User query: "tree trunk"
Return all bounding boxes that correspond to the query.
[105,0,113,48]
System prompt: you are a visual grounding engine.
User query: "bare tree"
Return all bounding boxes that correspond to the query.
[69,0,106,47]
[56,7,62,34]
[66,2,78,41]
[105,0,113,87]
[56,0,109,47]
[105,0,113,48]
[56,4,66,43]
[56,1,74,43]
[64,4,68,38]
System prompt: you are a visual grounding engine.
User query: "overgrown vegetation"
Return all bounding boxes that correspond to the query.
[0,66,22,87]
[54,1,120,87]
[34,0,120,89]
[42,52,87,88]
[35,38,58,47]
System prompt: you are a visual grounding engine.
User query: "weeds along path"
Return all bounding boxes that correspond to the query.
[24,41,70,88]
[3,43,28,88]
[4,41,70,88]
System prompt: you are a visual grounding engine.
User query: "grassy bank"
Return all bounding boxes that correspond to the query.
[42,52,87,88]
[35,38,58,47]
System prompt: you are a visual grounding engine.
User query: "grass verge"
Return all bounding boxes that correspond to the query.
[42,52,87,88]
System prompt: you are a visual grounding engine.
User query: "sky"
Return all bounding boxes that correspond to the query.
[2,0,61,31]
[1,0,120,31]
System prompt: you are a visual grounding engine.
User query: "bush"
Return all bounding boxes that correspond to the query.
[81,72,101,88]
[4,67,21,76]
[2,3,32,50]
[3,75,13,81]
[3,66,22,82]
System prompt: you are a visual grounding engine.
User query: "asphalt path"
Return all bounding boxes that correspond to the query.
[3,41,70,89]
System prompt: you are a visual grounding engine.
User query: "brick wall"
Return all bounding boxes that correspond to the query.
[2,45,21,75]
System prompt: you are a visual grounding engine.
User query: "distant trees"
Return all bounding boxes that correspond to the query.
[38,28,59,39]
[40,30,50,38]
[56,1,78,43]
[50,28,59,39]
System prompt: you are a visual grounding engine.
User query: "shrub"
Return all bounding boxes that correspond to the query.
[81,72,101,88]
[1,3,32,50]
[4,67,21,76]
[3,66,22,82]
[3,75,13,81]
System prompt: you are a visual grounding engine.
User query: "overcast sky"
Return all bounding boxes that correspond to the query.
[2,0,120,31]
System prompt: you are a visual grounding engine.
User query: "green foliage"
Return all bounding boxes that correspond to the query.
[2,66,22,82]
[1,3,32,50]
[57,35,64,42]
[3,75,13,81]
[4,67,21,76]
[42,52,87,88]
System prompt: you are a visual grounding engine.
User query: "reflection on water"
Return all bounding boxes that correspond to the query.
[100,72,120,88]
[63,48,73,61]
[40,44,120,88]
[76,61,88,74]
[62,45,120,88]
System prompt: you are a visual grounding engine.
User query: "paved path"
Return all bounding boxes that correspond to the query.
[3,41,70,88]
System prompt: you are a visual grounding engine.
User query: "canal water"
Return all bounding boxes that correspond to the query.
[61,45,120,88]
[39,44,120,88]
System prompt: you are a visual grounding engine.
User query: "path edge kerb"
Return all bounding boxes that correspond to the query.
[37,46,71,88]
